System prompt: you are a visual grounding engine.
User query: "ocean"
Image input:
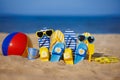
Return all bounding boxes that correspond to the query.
[0,16,120,34]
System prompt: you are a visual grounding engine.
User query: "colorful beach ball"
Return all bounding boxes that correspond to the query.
[2,32,33,57]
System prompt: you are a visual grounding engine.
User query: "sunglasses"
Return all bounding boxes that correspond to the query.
[36,29,54,38]
[78,35,95,43]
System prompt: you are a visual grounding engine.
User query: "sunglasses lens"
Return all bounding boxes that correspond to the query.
[88,36,95,43]
[46,30,53,36]
[37,32,43,37]
[78,35,85,41]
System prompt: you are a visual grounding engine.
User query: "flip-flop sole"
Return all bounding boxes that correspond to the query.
[39,47,49,62]
[74,42,87,64]
[50,42,65,62]
[64,48,73,65]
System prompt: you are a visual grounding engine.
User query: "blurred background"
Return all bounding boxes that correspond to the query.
[0,0,120,33]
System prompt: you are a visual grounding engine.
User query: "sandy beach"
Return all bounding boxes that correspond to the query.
[0,33,120,80]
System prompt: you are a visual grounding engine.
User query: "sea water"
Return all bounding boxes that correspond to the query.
[0,16,120,34]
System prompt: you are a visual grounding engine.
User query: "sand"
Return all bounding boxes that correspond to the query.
[0,33,120,80]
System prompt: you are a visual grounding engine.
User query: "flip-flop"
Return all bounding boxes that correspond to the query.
[50,30,65,53]
[64,30,77,53]
[63,48,73,65]
[64,36,75,65]
[63,30,77,65]
[74,42,87,64]
[39,46,49,62]
[50,42,65,62]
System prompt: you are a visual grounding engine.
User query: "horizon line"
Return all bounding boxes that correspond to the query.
[0,15,120,18]
[0,13,120,17]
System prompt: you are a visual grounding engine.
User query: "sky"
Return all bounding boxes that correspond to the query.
[0,0,120,16]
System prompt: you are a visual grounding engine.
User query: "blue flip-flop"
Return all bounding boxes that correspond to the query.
[74,42,87,64]
[64,30,77,53]
[50,42,65,62]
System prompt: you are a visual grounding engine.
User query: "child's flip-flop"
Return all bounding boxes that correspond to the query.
[63,48,73,65]
[39,46,49,62]
[50,30,65,53]
[50,42,65,62]
[74,42,87,64]
[63,30,77,65]
[64,30,77,53]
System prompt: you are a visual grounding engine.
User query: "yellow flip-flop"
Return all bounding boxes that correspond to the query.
[50,30,65,53]
[39,46,49,62]
[63,48,73,65]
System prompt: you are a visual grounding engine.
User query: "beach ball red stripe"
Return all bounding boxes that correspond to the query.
[7,32,27,56]
[2,32,18,56]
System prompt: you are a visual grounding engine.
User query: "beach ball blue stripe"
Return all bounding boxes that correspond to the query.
[2,32,18,56]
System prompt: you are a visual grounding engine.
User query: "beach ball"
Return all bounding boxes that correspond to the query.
[2,32,33,57]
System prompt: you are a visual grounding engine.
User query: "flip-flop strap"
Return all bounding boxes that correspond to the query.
[75,47,86,56]
[66,35,76,50]
[41,39,47,47]
[39,36,49,47]
[52,49,64,55]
